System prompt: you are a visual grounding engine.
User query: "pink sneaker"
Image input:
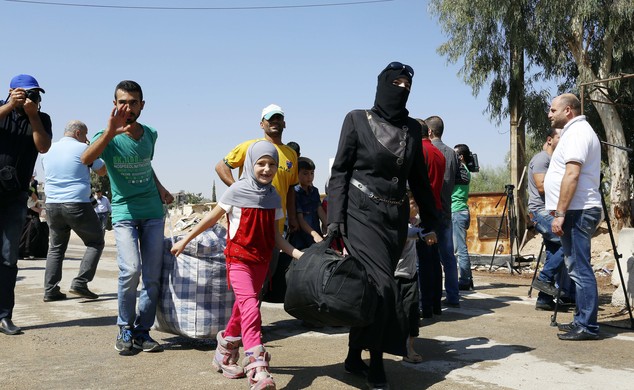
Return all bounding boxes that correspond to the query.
[243,345,276,390]
[212,330,245,379]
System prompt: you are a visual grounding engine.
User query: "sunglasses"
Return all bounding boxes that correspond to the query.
[386,62,414,77]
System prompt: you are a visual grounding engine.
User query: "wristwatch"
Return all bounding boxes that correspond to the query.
[554,211,566,218]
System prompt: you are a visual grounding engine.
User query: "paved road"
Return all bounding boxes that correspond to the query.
[2,232,634,389]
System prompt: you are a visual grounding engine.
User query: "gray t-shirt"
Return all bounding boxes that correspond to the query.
[431,139,459,220]
[527,150,550,212]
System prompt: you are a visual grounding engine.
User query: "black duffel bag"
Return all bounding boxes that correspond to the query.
[284,234,377,327]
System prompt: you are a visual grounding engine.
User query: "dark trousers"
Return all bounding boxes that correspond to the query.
[417,241,442,314]
[396,275,420,337]
[0,193,28,320]
[44,203,105,294]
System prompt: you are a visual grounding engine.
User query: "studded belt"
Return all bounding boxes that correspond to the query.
[350,177,405,206]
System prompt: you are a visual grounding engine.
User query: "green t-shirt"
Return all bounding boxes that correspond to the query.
[92,125,164,223]
[451,163,471,213]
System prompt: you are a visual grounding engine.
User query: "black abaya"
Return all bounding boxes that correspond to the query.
[328,109,439,355]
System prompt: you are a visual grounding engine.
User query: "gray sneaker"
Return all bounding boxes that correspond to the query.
[133,332,163,352]
[115,326,133,352]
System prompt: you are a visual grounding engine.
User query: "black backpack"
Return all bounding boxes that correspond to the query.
[284,234,377,327]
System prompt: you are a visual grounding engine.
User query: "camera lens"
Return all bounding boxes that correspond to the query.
[25,90,40,103]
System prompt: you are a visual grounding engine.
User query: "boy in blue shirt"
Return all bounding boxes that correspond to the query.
[290,157,327,250]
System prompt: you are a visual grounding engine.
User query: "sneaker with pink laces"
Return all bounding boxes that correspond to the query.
[243,345,276,390]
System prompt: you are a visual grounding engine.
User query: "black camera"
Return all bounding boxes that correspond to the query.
[455,144,479,173]
[24,89,41,103]
[464,152,479,173]
[0,166,21,194]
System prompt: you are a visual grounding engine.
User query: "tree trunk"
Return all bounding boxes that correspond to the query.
[509,33,527,250]
[588,86,632,230]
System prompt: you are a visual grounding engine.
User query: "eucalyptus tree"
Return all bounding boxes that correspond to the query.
[430,0,633,229]
[429,0,540,237]
[532,0,633,228]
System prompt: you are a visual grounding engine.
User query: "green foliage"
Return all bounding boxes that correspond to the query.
[430,0,539,125]
[429,0,634,144]
[168,191,208,209]
[430,0,634,226]
[470,164,511,193]
[90,172,111,199]
[183,192,205,204]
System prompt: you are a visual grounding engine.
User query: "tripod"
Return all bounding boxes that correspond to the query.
[489,184,522,273]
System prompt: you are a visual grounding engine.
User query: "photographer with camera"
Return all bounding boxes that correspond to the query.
[452,144,474,291]
[0,74,52,335]
[42,120,107,303]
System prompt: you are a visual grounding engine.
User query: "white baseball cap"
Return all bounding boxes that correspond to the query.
[261,104,284,120]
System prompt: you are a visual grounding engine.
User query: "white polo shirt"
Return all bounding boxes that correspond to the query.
[544,115,601,211]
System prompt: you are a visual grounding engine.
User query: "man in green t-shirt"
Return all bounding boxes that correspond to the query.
[451,144,472,291]
[81,80,174,354]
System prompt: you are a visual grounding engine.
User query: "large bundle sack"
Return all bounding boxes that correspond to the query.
[155,224,234,339]
[284,235,377,327]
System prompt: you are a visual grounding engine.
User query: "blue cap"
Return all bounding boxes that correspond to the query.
[10,74,45,93]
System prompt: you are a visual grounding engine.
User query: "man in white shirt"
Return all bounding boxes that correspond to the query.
[93,189,112,232]
[544,93,602,341]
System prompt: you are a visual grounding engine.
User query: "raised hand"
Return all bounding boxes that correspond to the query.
[107,105,132,135]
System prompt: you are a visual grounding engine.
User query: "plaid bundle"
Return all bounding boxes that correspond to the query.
[155,224,234,339]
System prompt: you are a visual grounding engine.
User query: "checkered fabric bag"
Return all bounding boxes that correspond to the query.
[155,224,234,339]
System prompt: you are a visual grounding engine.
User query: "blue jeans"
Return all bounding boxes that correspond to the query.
[113,218,165,333]
[0,193,28,320]
[560,207,602,334]
[436,219,459,303]
[530,209,574,300]
[452,210,471,285]
[44,203,105,294]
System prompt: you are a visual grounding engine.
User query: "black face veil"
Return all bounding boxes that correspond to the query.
[372,65,413,126]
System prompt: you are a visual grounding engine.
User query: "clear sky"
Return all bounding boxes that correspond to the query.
[1,0,511,198]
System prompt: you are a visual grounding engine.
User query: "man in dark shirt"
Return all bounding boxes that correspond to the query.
[0,74,52,335]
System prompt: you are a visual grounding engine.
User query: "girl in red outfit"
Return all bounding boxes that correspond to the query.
[171,140,302,390]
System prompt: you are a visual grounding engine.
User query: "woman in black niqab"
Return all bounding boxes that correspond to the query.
[327,62,439,389]
[372,63,413,126]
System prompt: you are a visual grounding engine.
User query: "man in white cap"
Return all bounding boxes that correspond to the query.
[0,74,52,335]
[215,104,299,297]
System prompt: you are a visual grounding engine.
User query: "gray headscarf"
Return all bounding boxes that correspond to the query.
[219,140,282,209]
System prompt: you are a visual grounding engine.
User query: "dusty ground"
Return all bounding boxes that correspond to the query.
[3,227,634,390]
